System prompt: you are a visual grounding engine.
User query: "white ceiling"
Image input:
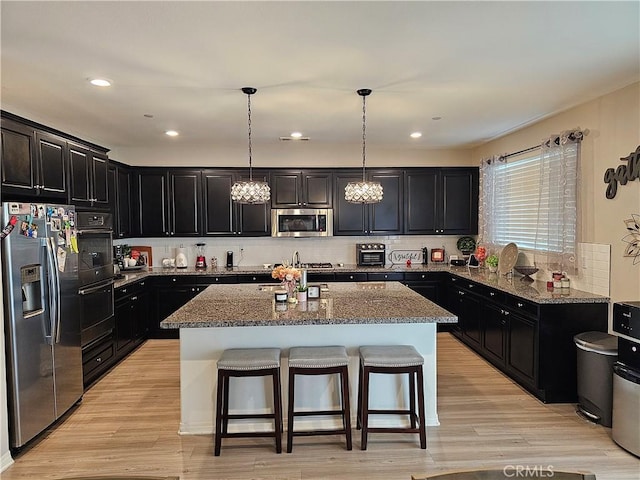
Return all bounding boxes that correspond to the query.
[1,1,639,163]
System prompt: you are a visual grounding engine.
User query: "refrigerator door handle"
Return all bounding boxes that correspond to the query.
[45,237,62,344]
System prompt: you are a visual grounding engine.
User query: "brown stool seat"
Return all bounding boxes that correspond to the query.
[357,345,426,450]
[287,346,352,452]
[214,348,283,456]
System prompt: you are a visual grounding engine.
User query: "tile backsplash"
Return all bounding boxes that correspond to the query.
[115,235,462,269]
[115,237,612,296]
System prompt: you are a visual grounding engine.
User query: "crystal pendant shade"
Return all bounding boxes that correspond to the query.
[345,88,383,204]
[344,181,384,203]
[230,180,271,204]
[231,86,271,204]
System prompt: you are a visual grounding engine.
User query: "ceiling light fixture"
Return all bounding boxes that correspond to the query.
[410,132,422,139]
[165,130,179,137]
[290,132,303,138]
[89,78,112,87]
[345,89,383,204]
[231,87,271,204]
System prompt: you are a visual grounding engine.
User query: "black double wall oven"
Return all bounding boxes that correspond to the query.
[76,212,115,347]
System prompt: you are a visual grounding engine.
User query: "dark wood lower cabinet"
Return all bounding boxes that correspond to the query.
[448,274,608,403]
[89,271,606,405]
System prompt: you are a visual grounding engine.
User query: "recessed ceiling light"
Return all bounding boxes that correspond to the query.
[290,132,303,138]
[165,130,179,137]
[432,116,442,121]
[89,78,112,87]
[410,132,422,139]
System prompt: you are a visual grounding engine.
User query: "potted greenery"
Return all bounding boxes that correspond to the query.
[486,254,499,273]
[296,285,308,302]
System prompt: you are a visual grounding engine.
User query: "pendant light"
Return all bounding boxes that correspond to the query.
[345,88,383,204]
[231,87,271,204]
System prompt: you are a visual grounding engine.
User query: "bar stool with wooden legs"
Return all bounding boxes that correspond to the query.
[287,346,352,452]
[214,348,283,456]
[357,345,426,450]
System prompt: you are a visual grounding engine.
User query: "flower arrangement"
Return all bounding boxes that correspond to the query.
[271,264,301,283]
[272,264,301,299]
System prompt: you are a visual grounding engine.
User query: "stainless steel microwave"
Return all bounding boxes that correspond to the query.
[271,208,333,237]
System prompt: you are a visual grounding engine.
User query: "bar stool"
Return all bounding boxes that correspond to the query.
[287,346,352,452]
[357,345,426,450]
[214,348,283,456]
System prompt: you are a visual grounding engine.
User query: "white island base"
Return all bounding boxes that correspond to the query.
[178,322,439,435]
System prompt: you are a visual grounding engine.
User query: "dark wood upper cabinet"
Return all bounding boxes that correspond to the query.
[333,169,403,235]
[136,170,168,237]
[108,162,133,239]
[1,118,68,200]
[270,170,333,208]
[203,169,270,237]
[405,167,478,235]
[135,169,202,238]
[440,168,479,234]
[1,118,36,194]
[68,143,109,208]
[36,131,68,198]
[169,170,201,236]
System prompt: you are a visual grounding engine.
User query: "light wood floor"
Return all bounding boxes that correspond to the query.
[3,334,638,480]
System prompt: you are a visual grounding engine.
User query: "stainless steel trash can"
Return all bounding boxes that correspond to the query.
[574,331,618,427]
[612,337,640,456]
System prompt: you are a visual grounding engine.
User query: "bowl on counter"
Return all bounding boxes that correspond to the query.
[514,265,539,281]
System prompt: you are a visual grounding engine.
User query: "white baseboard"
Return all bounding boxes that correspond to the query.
[0,450,14,473]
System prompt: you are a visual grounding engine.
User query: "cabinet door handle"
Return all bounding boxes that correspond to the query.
[384,275,388,279]
[517,302,523,308]
[96,357,102,363]
[504,311,510,316]
[623,312,631,318]
[468,284,473,288]
[421,274,425,279]
[459,291,465,296]
[172,278,177,282]
[121,288,128,294]
[489,292,495,296]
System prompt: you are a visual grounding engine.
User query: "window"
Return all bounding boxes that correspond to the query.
[481,140,578,269]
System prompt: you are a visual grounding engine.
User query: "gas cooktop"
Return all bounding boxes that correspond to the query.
[301,262,333,269]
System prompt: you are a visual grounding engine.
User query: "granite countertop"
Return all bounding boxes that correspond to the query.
[116,263,609,305]
[160,281,457,329]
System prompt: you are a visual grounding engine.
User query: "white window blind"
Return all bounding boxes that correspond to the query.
[491,144,577,254]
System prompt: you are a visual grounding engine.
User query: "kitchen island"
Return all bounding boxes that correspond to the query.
[161,281,457,435]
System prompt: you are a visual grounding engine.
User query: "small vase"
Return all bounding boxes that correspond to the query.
[296,291,307,302]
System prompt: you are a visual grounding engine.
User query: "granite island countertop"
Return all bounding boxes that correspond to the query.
[160,281,457,329]
[118,264,608,306]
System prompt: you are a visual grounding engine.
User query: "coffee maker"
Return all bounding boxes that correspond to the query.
[113,245,125,270]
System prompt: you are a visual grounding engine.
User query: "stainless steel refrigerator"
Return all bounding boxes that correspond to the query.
[1,202,83,449]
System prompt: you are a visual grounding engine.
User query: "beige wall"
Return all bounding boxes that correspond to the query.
[109,141,475,168]
[473,82,640,305]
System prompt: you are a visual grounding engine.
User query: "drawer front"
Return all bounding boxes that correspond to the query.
[237,273,275,283]
[155,275,200,286]
[308,272,335,282]
[405,272,440,282]
[368,272,404,282]
[83,338,115,376]
[335,272,367,282]
[505,295,538,318]
[200,275,237,285]
[483,286,505,304]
